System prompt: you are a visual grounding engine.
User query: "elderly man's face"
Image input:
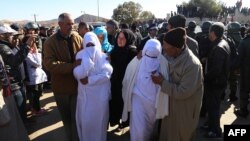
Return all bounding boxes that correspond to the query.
[59,16,74,36]
[163,41,180,58]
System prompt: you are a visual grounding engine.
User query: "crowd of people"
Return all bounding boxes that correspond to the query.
[0,11,250,141]
[176,0,250,18]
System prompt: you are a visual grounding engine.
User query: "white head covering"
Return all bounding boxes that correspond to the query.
[0,24,17,34]
[74,32,113,81]
[74,32,104,79]
[83,32,103,74]
[134,39,162,102]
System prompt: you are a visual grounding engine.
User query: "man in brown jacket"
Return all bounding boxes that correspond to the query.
[43,13,82,141]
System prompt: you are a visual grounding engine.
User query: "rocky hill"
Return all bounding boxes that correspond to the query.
[74,13,108,23]
[0,14,109,27]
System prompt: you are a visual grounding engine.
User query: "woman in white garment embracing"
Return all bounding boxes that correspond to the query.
[122,39,169,141]
[73,32,113,141]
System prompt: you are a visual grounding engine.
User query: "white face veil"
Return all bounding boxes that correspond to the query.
[83,32,102,60]
[141,39,162,73]
[134,39,162,101]
[74,32,104,79]
[74,31,113,83]
[81,32,103,73]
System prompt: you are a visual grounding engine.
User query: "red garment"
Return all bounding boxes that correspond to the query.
[3,85,11,97]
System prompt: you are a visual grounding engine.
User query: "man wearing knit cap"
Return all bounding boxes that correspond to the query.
[203,22,230,139]
[166,14,199,58]
[151,27,203,141]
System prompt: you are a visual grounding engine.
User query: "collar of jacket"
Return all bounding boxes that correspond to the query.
[168,45,188,67]
[56,30,72,41]
[0,40,12,47]
[211,38,222,47]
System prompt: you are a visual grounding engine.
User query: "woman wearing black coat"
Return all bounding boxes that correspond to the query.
[109,29,138,128]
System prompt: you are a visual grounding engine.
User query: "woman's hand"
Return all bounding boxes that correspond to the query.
[73,59,82,68]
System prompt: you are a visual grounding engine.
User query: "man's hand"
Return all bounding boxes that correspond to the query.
[25,34,38,47]
[73,59,82,68]
[151,73,164,85]
[80,77,88,85]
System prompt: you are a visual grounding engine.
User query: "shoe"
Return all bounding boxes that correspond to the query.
[32,108,47,116]
[204,131,222,139]
[118,121,129,130]
[234,109,249,118]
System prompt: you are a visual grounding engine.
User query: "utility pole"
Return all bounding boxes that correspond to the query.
[33,14,38,23]
[97,0,99,21]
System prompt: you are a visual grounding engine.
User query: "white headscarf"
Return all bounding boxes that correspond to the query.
[134,39,162,101]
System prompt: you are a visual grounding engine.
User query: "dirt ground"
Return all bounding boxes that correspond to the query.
[26,89,250,141]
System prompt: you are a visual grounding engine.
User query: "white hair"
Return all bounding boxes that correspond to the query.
[58,13,71,22]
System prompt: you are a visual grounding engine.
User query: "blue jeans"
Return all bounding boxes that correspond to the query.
[13,89,26,121]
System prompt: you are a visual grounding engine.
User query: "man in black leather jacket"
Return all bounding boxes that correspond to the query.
[234,31,250,118]
[203,22,230,139]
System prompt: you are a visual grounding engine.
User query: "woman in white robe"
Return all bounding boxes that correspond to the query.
[123,39,166,141]
[73,32,113,141]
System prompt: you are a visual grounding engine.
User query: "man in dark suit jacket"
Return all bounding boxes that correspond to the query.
[138,23,159,51]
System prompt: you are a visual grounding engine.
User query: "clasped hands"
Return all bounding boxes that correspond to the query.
[151,72,164,86]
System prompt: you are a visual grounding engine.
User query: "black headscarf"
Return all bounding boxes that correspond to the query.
[110,29,137,84]
[114,29,136,48]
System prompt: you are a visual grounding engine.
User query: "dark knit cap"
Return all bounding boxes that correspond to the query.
[168,14,186,28]
[164,27,186,48]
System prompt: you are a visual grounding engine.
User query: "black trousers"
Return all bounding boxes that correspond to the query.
[26,83,43,111]
[239,67,250,110]
[205,85,224,135]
